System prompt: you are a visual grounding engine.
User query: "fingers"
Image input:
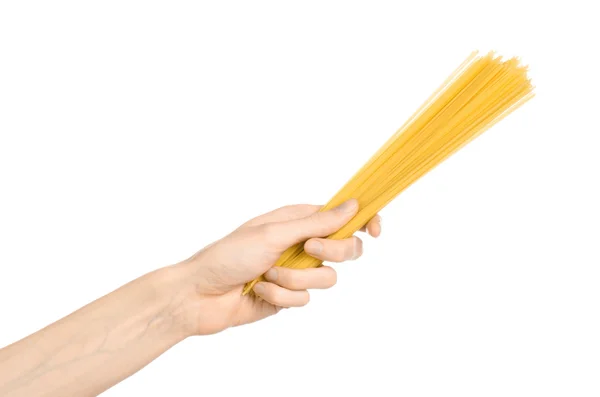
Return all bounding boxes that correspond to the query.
[304,236,363,262]
[252,281,311,307]
[252,266,338,307]
[268,198,359,247]
[264,266,337,290]
[359,214,382,238]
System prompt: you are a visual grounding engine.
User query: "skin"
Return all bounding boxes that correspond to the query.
[0,198,381,397]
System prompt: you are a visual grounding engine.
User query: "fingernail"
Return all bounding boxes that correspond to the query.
[335,199,358,213]
[265,268,278,281]
[253,283,265,294]
[305,240,323,254]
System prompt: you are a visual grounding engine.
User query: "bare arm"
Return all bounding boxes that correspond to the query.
[0,200,381,397]
[0,265,192,397]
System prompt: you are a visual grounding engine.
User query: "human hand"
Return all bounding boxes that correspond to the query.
[175,198,381,336]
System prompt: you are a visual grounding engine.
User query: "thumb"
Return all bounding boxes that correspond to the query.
[271,198,359,246]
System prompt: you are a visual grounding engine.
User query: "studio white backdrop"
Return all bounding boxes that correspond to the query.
[1,1,599,396]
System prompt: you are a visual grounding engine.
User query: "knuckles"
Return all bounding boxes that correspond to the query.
[281,272,301,290]
[331,246,348,262]
[306,212,329,234]
[267,285,287,305]
[258,223,280,245]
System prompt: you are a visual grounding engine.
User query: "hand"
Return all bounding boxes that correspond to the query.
[176,198,381,335]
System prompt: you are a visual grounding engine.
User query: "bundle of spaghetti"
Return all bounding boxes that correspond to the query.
[242,50,534,295]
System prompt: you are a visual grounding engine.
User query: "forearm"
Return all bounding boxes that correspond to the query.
[0,265,194,397]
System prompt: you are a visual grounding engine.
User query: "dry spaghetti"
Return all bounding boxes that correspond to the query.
[243,50,534,295]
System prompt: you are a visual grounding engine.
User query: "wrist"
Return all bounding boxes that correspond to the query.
[151,263,203,339]
[159,248,223,336]
[164,248,241,336]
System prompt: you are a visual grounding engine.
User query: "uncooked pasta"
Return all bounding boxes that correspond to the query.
[243,50,534,295]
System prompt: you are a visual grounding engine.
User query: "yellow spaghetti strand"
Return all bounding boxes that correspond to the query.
[242,50,534,295]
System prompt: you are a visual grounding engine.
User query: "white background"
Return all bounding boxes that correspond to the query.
[1,1,599,396]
